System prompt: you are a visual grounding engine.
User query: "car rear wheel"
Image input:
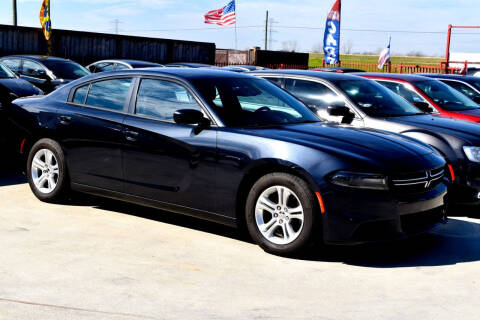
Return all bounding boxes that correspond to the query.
[246,172,318,256]
[27,139,69,203]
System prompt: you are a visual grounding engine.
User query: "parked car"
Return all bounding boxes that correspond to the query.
[0,55,90,93]
[312,67,365,73]
[0,62,43,104]
[250,70,480,206]
[358,73,480,123]
[165,62,214,68]
[418,74,480,103]
[87,59,164,73]
[9,68,448,255]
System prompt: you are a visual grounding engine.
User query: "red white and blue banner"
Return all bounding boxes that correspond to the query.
[204,0,236,26]
[323,0,341,64]
[378,37,391,69]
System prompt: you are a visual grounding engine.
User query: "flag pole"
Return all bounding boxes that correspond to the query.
[234,0,238,50]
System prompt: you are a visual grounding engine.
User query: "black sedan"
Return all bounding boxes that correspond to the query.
[87,59,164,73]
[419,74,480,103]
[8,68,447,255]
[0,55,90,93]
[250,70,480,205]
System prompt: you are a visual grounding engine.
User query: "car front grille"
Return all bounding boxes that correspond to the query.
[391,167,445,193]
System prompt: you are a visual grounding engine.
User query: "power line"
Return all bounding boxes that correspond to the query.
[125,25,480,35]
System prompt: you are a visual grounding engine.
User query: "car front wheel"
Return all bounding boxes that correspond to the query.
[245,172,318,256]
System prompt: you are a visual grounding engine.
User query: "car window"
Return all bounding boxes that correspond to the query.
[42,60,90,79]
[115,63,130,71]
[85,78,132,111]
[135,79,203,121]
[1,58,21,73]
[192,78,319,127]
[285,78,344,109]
[0,63,17,79]
[378,81,426,103]
[441,80,480,99]
[72,85,89,104]
[263,77,283,87]
[22,60,46,77]
[332,79,425,117]
[415,80,479,111]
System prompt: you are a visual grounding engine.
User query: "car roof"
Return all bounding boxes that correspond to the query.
[92,59,162,66]
[75,67,255,83]
[165,62,213,68]
[418,74,480,81]
[313,67,365,73]
[355,72,432,82]
[248,69,365,81]
[1,55,73,63]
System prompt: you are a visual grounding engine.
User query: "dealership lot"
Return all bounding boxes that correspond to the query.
[0,160,479,320]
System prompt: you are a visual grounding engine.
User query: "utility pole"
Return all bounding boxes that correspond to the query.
[12,0,17,26]
[111,19,122,34]
[264,10,268,50]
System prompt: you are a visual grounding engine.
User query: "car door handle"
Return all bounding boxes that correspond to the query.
[125,130,139,142]
[58,115,72,125]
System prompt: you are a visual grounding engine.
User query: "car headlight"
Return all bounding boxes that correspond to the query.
[463,146,480,162]
[329,171,388,190]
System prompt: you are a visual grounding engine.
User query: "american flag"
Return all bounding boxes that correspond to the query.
[378,37,391,69]
[204,0,236,26]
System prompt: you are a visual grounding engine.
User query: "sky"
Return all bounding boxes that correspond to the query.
[1,0,480,57]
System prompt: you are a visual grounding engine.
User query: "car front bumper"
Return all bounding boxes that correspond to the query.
[320,183,448,244]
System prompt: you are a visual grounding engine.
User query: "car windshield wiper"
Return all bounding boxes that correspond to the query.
[290,120,321,124]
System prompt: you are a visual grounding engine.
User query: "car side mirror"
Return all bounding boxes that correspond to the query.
[174,109,209,125]
[412,101,433,113]
[472,96,480,104]
[327,105,355,124]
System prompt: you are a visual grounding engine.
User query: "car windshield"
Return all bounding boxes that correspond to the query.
[465,78,480,92]
[331,79,424,117]
[0,63,16,79]
[42,60,90,80]
[191,78,320,127]
[415,80,479,111]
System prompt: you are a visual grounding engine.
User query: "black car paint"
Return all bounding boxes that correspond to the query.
[8,69,448,244]
[251,70,480,204]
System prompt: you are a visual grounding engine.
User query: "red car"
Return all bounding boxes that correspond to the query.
[359,73,480,123]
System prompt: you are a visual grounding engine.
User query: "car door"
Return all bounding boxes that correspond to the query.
[122,77,218,213]
[58,77,134,192]
[283,78,364,125]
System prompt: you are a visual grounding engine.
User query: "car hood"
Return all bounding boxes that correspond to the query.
[0,78,40,97]
[386,114,480,144]
[451,108,480,118]
[238,122,442,171]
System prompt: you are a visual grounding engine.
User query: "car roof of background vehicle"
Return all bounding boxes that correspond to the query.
[313,67,365,73]
[165,62,214,68]
[91,59,163,67]
[418,74,480,81]
[1,55,74,63]
[249,69,365,81]
[355,73,433,82]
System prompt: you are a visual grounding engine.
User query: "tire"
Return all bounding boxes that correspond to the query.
[245,172,318,256]
[26,138,69,203]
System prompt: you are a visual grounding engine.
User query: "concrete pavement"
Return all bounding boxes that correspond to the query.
[0,167,479,320]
